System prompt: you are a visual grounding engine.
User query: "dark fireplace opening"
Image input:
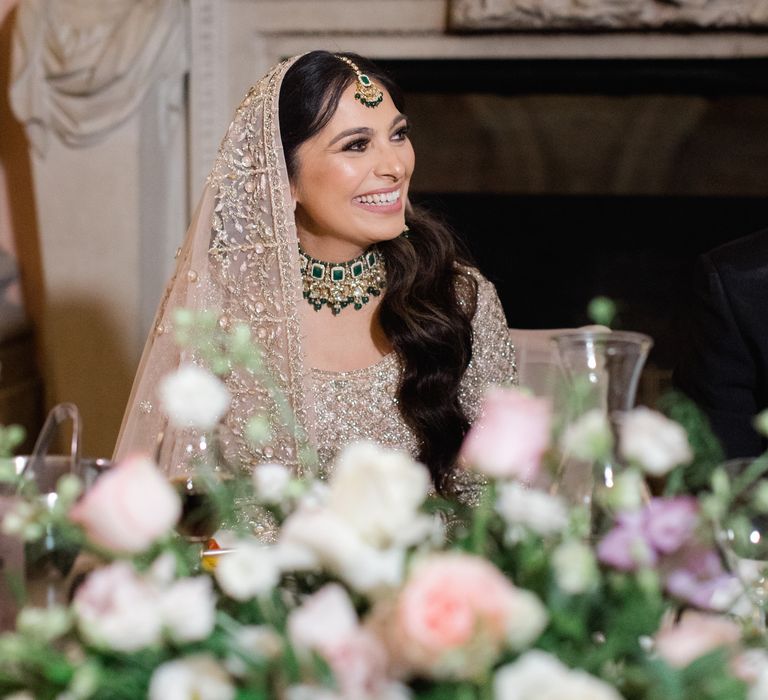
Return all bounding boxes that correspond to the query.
[378,58,768,388]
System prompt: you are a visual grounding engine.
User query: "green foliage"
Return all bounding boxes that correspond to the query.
[657,390,724,494]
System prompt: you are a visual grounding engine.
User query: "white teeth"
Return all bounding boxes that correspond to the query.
[355,190,400,206]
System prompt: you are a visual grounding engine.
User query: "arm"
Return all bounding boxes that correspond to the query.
[674,253,763,458]
[458,271,517,422]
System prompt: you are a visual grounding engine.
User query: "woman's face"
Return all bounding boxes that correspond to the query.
[290,82,415,261]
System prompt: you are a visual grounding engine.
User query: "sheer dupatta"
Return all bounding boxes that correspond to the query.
[113,57,316,478]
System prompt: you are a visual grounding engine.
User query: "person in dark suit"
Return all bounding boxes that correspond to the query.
[674,229,768,459]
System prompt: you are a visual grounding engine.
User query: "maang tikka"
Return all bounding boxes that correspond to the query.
[335,55,384,108]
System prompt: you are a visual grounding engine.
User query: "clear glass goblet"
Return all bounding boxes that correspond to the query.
[716,457,768,634]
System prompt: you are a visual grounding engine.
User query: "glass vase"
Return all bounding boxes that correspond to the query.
[553,330,653,515]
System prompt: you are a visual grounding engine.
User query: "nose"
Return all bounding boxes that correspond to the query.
[374,142,406,181]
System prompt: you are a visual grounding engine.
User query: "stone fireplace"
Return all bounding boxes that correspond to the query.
[188,0,768,388]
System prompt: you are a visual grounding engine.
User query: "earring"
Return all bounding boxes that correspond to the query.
[401,225,411,239]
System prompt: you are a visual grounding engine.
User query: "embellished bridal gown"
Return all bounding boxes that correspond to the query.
[113,56,517,496]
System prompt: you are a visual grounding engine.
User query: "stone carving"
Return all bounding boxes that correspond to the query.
[449,0,768,30]
[9,0,187,154]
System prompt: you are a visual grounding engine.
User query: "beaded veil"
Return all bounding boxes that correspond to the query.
[113,57,315,477]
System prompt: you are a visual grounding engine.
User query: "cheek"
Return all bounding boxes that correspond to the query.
[302,159,364,201]
[402,143,416,179]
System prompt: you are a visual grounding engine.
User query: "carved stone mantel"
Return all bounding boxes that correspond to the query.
[450,0,768,31]
[188,0,768,201]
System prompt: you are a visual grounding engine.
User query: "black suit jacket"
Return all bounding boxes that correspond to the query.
[674,229,768,458]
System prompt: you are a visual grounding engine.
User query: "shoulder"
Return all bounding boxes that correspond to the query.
[705,228,768,276]
[454,265,500,315]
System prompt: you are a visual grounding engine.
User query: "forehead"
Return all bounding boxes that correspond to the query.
[321,83,403,135]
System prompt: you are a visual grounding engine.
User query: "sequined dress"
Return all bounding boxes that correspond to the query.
[310,269,517,485]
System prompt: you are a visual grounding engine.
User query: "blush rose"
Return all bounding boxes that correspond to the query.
[70,454,181,553]
[460,387,552,482]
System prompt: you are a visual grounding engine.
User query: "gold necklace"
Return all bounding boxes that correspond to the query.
[298,243,386,315]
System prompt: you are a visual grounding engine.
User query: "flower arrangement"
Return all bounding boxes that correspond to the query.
[1,311,767,700]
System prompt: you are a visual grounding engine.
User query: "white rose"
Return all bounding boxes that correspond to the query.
[607,469,646,512]
[328,442,431,548]
[252,463,292,505]
[560,409,613,462]
[277,505,404,595]
[73,562,162,652]
[552,540,598,595]
[149,654,235,700]
[496,482,568,537]
[16,605,72,642]
[161,576,216,643]
[288,584,393,700]
[214,541,280,601]
[285,687,340,700]
[288,584,358,653]
[505,589,549,651]
[225,625,282,676]
[752,671,768,700]
[619,407,692,476]
[159,364,231,430]
[494,650,623,700]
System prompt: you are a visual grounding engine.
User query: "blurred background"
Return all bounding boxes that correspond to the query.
[1,0,767,457]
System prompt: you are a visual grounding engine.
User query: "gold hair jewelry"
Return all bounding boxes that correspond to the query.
[299,243,386,315]
[336,55,384,109]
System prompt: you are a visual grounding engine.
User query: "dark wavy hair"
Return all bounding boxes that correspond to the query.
[279,51,477,492]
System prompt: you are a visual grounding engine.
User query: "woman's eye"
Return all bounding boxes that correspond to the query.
[393,125,410,141]
[342,138,368,152]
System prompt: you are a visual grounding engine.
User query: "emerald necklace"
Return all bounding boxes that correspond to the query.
[298,243,386,315]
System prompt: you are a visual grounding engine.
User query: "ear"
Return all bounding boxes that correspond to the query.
[289,180,300,213]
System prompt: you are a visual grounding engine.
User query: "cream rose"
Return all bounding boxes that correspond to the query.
[495,482,568,537]
[552,540,599,595]
[73,562,163,652]
[252,463,292,505]
[619,407,692,476]
[493,650,623,700]
[289,584,392,699]
[69,454,181,554]
[328,442,431,548]
[560,409,613,462]
[277,505,404,595]
[149,654,235,700]
[160,576,217,643]
[214,540,280,601]
[159,363,231,430]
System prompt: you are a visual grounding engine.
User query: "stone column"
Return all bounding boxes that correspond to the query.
[9,0,188,457]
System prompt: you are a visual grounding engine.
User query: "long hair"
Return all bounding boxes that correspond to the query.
[279,50,476,492]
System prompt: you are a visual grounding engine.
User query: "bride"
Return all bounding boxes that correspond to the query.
[114,51,516,500]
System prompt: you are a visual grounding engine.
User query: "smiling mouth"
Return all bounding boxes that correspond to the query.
[353,190,401,206]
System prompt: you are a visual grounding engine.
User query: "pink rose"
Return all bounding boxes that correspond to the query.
[597,512,657,572]
[288,584,390,698]
[663,544,736,610]
[643,497,699,554]
[460,387,552,481]
[655,611,741,669]
[73,561,162,651]
[70,454,181,553]
[388,554,546,680]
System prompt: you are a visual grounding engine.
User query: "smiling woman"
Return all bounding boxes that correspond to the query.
[114,51,517,499]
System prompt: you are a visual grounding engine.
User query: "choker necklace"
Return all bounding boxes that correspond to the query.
[298,243,386,315]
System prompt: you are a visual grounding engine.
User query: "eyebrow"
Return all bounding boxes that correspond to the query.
[328,113,408,146]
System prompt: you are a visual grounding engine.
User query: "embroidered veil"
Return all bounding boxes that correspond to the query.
[114,54,518,488]
[113,57,315,478]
